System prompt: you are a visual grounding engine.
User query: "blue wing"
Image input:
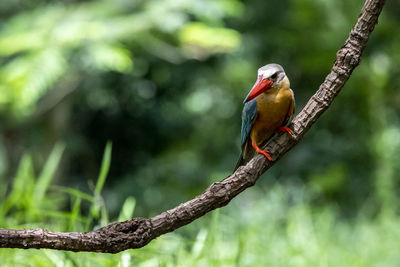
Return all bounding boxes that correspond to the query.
[241,98,257,146]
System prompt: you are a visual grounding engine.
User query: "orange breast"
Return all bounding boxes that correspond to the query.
[250,86,293,145]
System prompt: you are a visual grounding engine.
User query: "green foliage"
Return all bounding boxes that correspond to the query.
[0,0,242,117]
[0,143,112,231]
[2,155,400,266]
[0,144,65,224]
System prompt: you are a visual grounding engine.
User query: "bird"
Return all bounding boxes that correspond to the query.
[234,63,295,171]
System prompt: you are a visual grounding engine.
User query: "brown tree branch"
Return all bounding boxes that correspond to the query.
[0,0,386,253]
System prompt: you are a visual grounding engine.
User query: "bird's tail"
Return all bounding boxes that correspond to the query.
[233,151,245,172]
[233,141,254,172]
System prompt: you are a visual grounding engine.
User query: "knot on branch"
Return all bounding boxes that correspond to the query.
[208,181,233,203]
[95,218,153,252]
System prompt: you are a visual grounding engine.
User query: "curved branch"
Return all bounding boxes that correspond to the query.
[0,0,386,253]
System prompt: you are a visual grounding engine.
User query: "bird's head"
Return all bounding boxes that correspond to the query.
[244,64,288,103]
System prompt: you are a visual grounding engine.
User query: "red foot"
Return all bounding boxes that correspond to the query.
[278,126,293,136]
[251,139,272,161]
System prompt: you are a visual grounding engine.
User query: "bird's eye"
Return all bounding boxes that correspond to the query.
[270,73,278,80]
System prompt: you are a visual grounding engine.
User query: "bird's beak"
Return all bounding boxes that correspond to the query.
[244,78,274,103]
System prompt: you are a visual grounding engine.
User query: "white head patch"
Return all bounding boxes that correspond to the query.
[257,63,285,79]
[258,68,276,78]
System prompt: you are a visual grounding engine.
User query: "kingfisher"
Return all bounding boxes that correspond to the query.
[234,64,295,170]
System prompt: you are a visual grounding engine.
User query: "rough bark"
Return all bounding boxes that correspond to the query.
[0,0,386,253]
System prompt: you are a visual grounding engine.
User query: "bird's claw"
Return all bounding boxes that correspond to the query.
[258,149,272,161]
[251,139,272,161]
[278,126,293,136]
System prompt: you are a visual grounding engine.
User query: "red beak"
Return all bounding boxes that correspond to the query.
[244,77,274,103]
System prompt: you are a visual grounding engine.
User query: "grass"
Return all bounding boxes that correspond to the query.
[1,144,400,266]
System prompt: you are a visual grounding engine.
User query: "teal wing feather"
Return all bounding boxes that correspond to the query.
[234,98,257,171]
[241,98,257,146]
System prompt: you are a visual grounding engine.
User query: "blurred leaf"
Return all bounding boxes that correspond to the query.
[118,196,136,222]
[69,196,81,231]
[86,44,133,72]
[179,22,241,58]
[0,48,67,116]
[191,229,208,259]
[0,154,35,220]
[90,141,112,225]
[94,141,112,197]
[52,186,94,202]
[34,143,65,204]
